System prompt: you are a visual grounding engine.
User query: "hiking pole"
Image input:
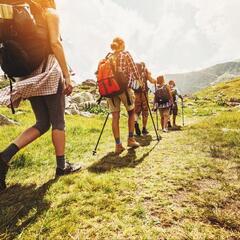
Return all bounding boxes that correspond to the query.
[154,84,159,130]
[93,112,110,156]
[181,98,185,127]
[143,92,161,141]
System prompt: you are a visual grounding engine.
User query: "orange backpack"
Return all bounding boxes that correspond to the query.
[97,53,128,98]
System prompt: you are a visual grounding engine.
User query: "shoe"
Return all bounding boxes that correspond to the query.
[55,162,83,178]
[142,128,149,135]
[115,144,126,155]
[163,128,168,133]
[135,122,141,136]
[128,138,140,148]
[0,155,9,192]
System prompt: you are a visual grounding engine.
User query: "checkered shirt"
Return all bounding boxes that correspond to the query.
[116,51,141,87]
[0,55,63,108]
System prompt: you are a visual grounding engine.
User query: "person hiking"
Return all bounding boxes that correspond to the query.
[0,0,82,192]
[134,62,157,136]
[105,37,141,155]
[154,76,173,133]
[169,80,183,129]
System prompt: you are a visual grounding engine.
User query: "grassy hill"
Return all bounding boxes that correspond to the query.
[165,61,240,94]
[0,78,239,240]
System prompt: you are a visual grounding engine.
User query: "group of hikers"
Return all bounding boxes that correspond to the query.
[0,0,182,192]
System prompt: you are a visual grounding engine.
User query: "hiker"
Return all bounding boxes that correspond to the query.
[169,80,183,128]
[0,0,82,192]
[134,62,157,136]
[154,76,173,132]
[103,37,141,154]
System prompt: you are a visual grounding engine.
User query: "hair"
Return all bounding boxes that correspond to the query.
[32,0,56,9]
[157,75,165,85]
[111,37,125,52]
[169,80,176,86]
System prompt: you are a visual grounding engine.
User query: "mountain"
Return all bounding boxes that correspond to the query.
[165,61,240,94]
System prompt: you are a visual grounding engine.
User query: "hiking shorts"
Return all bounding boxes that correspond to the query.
[170,103,178,116]
[29,83,65,135]
[107,88,135,113]
[135,92,149,117]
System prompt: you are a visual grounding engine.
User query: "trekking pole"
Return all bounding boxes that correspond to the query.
[153,84,159,130]
[93,112,110,156]
[143,92,161,141]
[181,98,185,127]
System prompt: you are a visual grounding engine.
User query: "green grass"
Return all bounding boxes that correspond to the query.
[0,78,240,239]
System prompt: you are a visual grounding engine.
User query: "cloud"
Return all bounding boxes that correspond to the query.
[55,0,240,80]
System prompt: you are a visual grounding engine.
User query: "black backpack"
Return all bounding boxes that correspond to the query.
[155,85,170,104]
[0,0,51,78]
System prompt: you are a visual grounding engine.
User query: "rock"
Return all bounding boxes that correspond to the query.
[79,112,94,118]
[0,114,18,126]
[82,79,96,87]
[65,108,80,115]
[71,92,94,104]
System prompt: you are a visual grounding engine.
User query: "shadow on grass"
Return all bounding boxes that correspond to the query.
[0,178,57,240]
[89,140,159,173]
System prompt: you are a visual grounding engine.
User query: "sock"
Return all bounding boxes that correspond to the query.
[56,155,65,170]
[129,132,134,138]
[0,143,19,163]
[115,138,121,145]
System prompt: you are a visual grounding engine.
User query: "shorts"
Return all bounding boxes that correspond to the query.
[107,88,135,113]
[29,83,65,134]
[135,92,149,117]
[170,104,178,116]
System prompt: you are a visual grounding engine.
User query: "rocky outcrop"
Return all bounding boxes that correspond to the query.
[0,114,18,126]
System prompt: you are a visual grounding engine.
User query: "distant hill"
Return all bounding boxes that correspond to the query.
[165,61,240,94]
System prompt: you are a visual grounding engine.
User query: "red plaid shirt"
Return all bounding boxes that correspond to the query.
[115,51,141,87]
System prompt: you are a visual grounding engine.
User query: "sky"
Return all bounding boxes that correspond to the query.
[57,0,240,81]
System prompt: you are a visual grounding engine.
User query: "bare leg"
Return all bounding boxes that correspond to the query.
[112,112,120,140]
[14,127,41,149]
[142,115,148,129]
[160,110,164,129]
[128,109,135,134]
[164,109,170,129]
[52,130,65,156]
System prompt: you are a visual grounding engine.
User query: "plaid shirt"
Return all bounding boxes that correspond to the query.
[0,55,63,108]
[115,51,141,88]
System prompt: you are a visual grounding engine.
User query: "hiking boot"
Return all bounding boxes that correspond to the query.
[128,138,140,148]
[0,156,9,192]
[55,162,83,178]
[135,122,141,136]
[115,144,126,155]
[142,128,149,136]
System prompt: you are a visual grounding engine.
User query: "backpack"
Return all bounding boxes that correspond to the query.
[97,53,128,98]
[155,84,170,104]
[134,63,148,93]
[0,0,51,78]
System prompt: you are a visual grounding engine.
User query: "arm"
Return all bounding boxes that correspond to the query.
[146,71,157,84]
[45,9,72,95]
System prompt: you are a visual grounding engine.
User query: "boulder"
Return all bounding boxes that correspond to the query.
[71,92,94,104]
[82,79,96,87]
[0,114,18,126]
[79,111,94,118]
